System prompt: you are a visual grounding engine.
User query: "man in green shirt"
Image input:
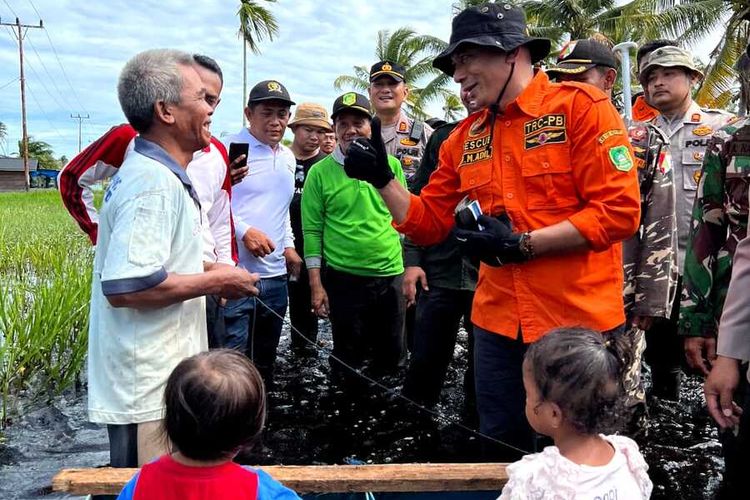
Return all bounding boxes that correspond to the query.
[301,92,407,383]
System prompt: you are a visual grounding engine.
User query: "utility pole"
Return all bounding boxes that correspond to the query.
[70,113,89,152]
[1,17,43,191]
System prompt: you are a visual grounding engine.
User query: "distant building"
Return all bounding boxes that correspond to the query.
[0,156,39,192]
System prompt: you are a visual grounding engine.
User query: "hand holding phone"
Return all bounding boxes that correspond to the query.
[228,142,250,185]
[228,142,249,169]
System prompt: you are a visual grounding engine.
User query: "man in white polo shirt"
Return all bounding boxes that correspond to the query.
[58,54,239,349]
[224,80,301,387]
[89,49,258,469]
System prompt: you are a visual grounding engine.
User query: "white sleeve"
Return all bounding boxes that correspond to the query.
[207,175,233,265]
[283,207,295,249]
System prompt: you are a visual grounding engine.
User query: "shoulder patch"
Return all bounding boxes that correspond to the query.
[598,129,624,144]
[608,145,634,172]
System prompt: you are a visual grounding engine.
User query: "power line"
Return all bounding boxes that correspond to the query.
[0,76,19,90]
[1,15,44,191]
[26,0,88,115]
[70,113,89,152]
[25,82,68,141]
[25,35,77,112]
[1,0,18,17]
[23,55,71,113]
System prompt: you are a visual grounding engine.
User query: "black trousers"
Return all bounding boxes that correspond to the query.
[402,286,475,409]
[287,264,319,350]
[644,278,684,399]
[324,267,405,381]
[205,294,226,349]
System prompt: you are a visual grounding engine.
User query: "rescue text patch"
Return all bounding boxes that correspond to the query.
[460,134,492,166]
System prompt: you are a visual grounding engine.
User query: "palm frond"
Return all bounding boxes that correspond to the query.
[237,0,279,55]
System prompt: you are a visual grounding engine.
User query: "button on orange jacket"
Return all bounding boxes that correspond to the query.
[395,71,640,343]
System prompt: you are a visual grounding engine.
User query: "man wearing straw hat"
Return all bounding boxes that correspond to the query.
[287,103,332,354]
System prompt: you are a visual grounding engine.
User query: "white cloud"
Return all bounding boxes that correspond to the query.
[0,0,460,159]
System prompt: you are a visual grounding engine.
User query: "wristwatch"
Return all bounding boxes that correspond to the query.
[519,232,535,260]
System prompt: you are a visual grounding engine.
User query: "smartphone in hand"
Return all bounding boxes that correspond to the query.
[228,142,249,169]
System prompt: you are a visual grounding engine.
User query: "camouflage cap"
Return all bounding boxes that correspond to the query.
[638,46,703,85]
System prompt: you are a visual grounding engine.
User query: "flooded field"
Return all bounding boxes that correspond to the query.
[0,321,729,499]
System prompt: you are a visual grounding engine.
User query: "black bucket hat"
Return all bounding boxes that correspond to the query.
[433,2,551,76]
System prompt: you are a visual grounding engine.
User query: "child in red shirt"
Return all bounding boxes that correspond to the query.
[117,349,300,500]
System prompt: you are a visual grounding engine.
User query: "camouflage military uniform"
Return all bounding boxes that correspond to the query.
[620,121,677,414]
[623,122,678,318]
[680,116,750,338]
[381,110,433,188]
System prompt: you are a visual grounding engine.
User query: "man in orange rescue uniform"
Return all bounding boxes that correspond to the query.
[344,3,641,459]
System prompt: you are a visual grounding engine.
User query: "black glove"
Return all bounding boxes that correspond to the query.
[454,214,527,267]
[343,116,395,189]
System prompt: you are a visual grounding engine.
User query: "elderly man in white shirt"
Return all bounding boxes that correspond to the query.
[223,80,302,387]
[89,49,258,469]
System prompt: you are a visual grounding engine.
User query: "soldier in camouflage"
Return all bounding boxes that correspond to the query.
[639,45,735,399]
[680,116,749,374]
[548,39,678,422]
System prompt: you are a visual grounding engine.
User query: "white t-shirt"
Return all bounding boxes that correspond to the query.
[498,435,652,500]
[224,128,295,278]
[87,138,207,425]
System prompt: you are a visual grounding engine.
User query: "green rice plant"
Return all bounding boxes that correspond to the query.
[0,191,92,426]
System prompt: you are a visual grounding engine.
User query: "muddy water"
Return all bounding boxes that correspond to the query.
[0,322,726,499]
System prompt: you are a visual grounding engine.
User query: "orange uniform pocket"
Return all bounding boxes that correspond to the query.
[458,162,493,193]
[521,151,578,210]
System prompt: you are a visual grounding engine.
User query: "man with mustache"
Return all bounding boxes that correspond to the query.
[638,47,735,400]
[344,3,640,458]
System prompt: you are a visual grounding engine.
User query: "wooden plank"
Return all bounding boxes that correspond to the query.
[53,463,509,495]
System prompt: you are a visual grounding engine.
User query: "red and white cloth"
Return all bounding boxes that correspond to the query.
[58,124,237,265]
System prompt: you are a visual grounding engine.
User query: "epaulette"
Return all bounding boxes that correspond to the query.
[558,80,609,103]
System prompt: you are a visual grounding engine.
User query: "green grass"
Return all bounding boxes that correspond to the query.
[0,190,93,425]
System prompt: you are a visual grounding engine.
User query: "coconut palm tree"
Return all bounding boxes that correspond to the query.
[237,0,279,123]
[333,27,453,119]
[442,94,465,122]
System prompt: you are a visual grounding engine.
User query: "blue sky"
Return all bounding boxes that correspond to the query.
[0,0,457,160]
[0,1,723,161]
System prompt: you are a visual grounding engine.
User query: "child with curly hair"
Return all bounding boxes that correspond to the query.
[499,327,652,499]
